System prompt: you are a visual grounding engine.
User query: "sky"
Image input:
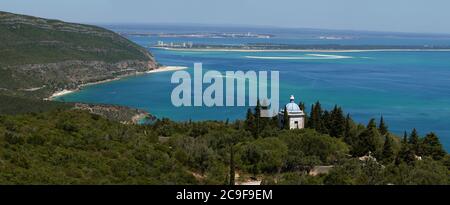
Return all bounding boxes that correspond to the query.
[1,0,450,34]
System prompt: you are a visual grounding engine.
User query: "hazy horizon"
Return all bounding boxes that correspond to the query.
[1,0,450,35]
[98,22,450,37]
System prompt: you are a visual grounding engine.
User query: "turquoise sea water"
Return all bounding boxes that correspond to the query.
[57,32,450,151]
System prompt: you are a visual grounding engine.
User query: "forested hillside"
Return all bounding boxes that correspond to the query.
[0,103,448,185]
[0,11,157,99]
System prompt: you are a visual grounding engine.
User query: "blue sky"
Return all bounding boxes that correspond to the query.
[1,0,450,34]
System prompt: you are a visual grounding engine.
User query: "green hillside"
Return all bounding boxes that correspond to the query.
[0,11,151,66]
[0,106,448,185]
[0,95,72,115]
[0,11,157,98]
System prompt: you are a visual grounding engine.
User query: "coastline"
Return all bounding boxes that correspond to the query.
[131,113,150,124]
[154,47,450,53]
[45,66,188,100]
[146,66,188,73]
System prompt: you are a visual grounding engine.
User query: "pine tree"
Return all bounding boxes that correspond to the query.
[352,118,383,157]
[422,132,446,160]
[367,118,377,129]
[382,134,395,164]
[397,134,415,165]
[409,128,421,155]
[409,128,419,144]
[378,115,388,136]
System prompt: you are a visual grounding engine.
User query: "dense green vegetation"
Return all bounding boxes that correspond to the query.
[0,110,196,184]
[0,101,448,185]
[0,11,156,99]
[0,11,150,67]
[0,95,72,115]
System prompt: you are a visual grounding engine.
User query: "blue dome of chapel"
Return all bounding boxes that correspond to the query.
[286,102,301,112]
[284,95,303,113]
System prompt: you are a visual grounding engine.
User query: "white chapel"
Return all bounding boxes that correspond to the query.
[279,95,306,129]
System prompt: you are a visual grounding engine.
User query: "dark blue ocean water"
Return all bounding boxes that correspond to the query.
[57,27,450,150]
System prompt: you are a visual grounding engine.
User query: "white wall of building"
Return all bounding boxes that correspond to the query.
[289,116,304,129]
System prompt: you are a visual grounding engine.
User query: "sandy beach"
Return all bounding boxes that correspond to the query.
[146,66,188,73]
[46,66,188,100]
[46,89,76,100]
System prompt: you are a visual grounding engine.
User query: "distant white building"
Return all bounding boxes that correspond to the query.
[187,41,193,48]
[279,95,306,129]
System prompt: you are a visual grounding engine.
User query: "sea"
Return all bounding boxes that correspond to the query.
[55,25,450,150]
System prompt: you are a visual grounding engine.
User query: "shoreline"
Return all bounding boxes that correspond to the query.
[131,113,150,124]
[45,66,188,100]
[153,47,450,53]
[146,66,188,73]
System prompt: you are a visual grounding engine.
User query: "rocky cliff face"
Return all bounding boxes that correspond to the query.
[0,11,157,98]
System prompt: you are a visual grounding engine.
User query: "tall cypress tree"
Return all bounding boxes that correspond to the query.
[254,100,261,137]
[322,110,330,134]
[378,115,388,136]
[245,108,255,136]
[308,104,315,129]
[330,105,345,138]
[313,101,324,133]
[283,105,290,130]
[402,131,408,143]
[344,114,353,145]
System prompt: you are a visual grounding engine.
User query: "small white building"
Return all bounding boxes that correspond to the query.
[279,95,306,129]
